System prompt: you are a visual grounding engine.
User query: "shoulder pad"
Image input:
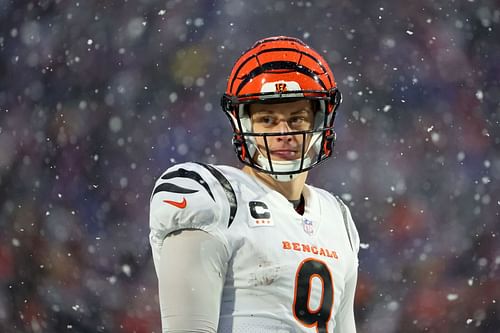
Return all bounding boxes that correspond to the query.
[333,195,360,254]
[149,162,235,244]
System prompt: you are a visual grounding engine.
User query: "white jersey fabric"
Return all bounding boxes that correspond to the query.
[150,162,360,333]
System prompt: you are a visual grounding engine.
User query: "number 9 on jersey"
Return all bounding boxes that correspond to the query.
[293,258,334,333]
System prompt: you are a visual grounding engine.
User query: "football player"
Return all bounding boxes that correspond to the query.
[150,36,360,332]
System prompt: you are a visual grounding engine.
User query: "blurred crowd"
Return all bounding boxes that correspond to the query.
[0,0,498,332]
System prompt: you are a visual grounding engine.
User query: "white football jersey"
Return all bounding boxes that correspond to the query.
[150,162,360,333]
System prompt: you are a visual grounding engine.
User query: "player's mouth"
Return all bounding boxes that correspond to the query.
[270,149,299,160]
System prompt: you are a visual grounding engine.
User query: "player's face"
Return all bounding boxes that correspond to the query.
[249,100,315,161]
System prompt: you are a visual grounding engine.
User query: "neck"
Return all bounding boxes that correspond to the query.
[242,166,307,201]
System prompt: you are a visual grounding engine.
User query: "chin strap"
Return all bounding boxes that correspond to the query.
[272,173,300,182]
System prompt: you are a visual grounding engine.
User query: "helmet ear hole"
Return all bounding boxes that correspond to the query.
[330,88,342,111]
[221,94,231,112]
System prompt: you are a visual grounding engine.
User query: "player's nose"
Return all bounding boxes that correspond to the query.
[273,119,297,143]
[276,119,293,133]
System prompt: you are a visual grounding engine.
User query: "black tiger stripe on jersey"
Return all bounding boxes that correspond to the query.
[159,168,215,201]
[152,183,199,196]
[196,163,238,228]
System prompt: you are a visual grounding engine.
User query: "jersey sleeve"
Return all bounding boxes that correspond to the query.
[334,266,358,333]
[149,162,231,268]
[158,229,229,333]
[334,197,360,332]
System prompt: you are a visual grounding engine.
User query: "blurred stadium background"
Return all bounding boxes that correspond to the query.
[0,0,498,332]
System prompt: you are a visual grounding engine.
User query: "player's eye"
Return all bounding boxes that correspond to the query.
[289,116,305,125]
[254,115,276,127]
[289,115,312,130]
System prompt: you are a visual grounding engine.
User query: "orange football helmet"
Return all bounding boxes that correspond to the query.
[221,36,342,181]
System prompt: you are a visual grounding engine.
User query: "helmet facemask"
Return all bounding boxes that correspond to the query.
[222,89,341,181]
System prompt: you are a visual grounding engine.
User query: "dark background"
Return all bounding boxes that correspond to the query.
[0,0,499,332]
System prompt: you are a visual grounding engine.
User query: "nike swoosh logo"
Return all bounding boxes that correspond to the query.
[163,197,187,209]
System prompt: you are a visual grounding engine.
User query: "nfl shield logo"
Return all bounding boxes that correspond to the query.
[302,218,314,235]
